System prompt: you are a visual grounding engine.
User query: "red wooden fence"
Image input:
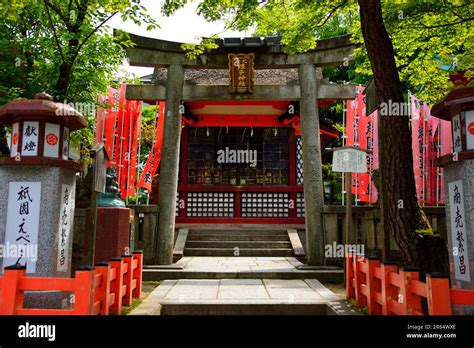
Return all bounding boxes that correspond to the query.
[0,251,143,315]
[346,252,474,315]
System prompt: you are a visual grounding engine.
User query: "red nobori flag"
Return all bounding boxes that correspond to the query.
[95,87,121,167]
[423,104,439,206]
[411,94,424,203]
[438,119,452,204]
[121,100,142,198]
[137,102,165,193]
[105,85,123,166]
[345,85,378,204]
[112,83,127,172]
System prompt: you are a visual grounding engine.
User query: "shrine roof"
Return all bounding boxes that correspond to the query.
[119,30,353,55]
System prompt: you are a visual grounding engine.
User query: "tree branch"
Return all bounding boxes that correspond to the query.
[70,11,118,66]
[43,0,66,64]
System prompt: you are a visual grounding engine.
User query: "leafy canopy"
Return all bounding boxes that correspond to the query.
[164,0,474,104]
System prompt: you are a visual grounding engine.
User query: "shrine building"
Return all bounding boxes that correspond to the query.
[121,32,356,265]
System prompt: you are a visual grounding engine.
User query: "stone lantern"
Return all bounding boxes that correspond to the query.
[432,86,474,314]
[0,92,86,308]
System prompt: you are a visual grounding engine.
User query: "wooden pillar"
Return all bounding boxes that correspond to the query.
[156,64,184,265]
[298,63,325,266]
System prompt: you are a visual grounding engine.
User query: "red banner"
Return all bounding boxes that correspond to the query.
[345,85,378,204]
[120,100,141,198]
[94,83,143,199]
[137,102,165,193]
[410,94,452,206]
[438,119,452,204]
[411,95,424,203]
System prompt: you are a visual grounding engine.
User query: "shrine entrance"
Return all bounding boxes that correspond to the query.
[121,32,356,265]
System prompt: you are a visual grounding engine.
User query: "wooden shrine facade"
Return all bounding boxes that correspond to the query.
[149,100,339,224]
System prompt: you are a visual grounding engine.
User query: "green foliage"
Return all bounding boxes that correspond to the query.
[163,0,474,104]
[0,0,158,159]
[181,36,220,59]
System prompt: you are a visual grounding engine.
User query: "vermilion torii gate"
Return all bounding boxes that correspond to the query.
[120,32,356,266]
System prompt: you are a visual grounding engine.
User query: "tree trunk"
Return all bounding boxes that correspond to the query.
[358,0,449,276]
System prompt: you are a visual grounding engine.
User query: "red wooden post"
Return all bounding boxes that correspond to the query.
[122,255,133,306]
[95,262,111,315]
[380,262,399,315]
[426,273,452,315]
[354,254,367,307]
[346,252,355,299]
[109,258,124,315]
[132,251,143,299]
[0,265,26,314]
[72,266,95,315]
[366,257,381,315]
[398,267,422,315]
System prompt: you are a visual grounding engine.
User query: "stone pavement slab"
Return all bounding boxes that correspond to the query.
[130,277,346,315]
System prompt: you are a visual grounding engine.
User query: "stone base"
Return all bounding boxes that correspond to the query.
[23,291,71,310]
[85,207,131,263]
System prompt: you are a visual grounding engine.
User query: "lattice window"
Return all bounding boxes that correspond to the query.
[296,192,305,217]
[186,192,234,217]
[241,192,289,218]
[296,137,303,185]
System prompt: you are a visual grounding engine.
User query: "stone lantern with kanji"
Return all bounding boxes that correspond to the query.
[0,92,86,308]
[432,86,474,314]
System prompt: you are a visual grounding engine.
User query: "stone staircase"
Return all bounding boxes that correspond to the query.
[184,229,294,257]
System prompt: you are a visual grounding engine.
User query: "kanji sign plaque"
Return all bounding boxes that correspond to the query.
[228,53,255,93]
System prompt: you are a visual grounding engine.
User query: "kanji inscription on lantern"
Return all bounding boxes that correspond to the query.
[228,53,254,93]
[4,182,41,273]
[22,121,39,156]
[452,114,462,153]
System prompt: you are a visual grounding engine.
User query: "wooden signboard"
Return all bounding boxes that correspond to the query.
[228,53,255,93]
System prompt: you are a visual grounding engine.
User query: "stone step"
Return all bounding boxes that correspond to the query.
[187,234,290,241]
[185,241,292,249]
[160,303,334,315]
[142,269,344,282]
[188,229,288,236]
[184,248,294,257]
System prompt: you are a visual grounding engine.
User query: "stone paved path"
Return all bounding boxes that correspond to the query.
[174,256,304,272]
[130,257,358,315]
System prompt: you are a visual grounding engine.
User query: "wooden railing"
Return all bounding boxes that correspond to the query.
[0,251,143,315]
[346,252,474,315]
